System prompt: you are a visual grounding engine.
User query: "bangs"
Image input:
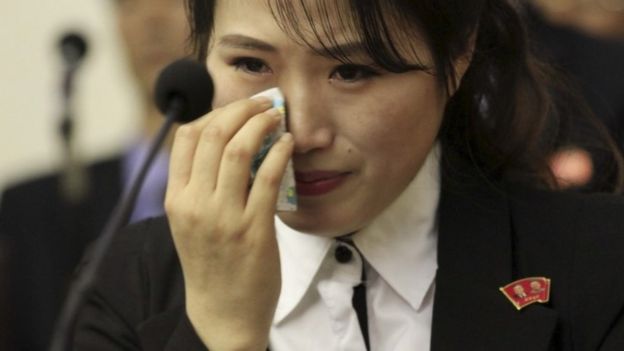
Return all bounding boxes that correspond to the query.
[268,0,433,74]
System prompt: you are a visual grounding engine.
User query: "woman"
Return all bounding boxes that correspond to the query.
[73,0,624,350]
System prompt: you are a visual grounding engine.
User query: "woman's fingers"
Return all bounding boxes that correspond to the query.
[167,94,291,244]
[167,124,200,196]
[246,133,294,219]
[185,97,273,193]
[215,108,284,208]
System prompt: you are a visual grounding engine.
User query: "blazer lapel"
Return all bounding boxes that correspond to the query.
[431,168,558,351]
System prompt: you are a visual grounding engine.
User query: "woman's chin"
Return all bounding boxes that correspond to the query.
[277,211,356,238]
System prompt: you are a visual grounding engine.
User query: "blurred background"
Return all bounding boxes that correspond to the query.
[0,0,142,193]
[0,1,189,349]
[531,0,624,40]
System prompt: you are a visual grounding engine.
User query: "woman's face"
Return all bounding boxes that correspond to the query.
[207,0,455,236]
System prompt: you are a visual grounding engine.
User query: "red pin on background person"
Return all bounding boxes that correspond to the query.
[500,277,551,310]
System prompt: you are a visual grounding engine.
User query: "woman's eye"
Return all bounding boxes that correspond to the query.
[232,58,271,75]
[331,64,379,82]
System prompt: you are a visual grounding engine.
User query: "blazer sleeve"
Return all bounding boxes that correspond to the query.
[71,217,208,351]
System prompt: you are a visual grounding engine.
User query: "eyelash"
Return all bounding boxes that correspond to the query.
[331,64,380,82]
[232,57,272,75]
[230,57,381,83]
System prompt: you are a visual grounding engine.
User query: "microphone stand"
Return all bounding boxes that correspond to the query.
[58,33,89,204]
[49,97,183,351]
[59,62,89,204]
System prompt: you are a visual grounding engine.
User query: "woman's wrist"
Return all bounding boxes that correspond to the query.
[186,294,272,351]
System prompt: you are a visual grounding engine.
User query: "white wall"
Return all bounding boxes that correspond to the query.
[0,0,142,192]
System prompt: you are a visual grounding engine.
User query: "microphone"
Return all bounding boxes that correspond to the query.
[59,32,88,69]
[116,57,214,226]
[49,58,213,351]
[57,32,90,204]
[155,57,214,123]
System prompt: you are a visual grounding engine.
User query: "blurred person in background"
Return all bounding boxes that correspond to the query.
[526,0,624,190]
[532,0,624,41]
[0,0,189,349]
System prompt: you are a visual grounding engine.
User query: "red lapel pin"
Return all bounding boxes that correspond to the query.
[500,277,551,310]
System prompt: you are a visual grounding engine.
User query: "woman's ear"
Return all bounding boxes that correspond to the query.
[449,34,476,94]
[453,51,473,88]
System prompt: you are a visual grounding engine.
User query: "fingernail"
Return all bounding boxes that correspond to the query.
[280,133,293,143]
[266,107,284,119]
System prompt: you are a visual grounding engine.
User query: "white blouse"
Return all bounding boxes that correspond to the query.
[270,145,441,351]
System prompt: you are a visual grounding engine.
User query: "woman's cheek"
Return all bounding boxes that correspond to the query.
[211,71,273,109]
[206,58,242,108]
[210,73,249,108]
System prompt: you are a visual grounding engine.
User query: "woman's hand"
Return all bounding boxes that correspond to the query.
[164,97,294,350]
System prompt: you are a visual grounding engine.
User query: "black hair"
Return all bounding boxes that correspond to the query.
[185,0,624,193]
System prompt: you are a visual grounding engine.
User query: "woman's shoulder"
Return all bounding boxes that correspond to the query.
[113,215,177,260]
[74,216,197,349]
[106,215,183,301]
[82,215,183,321]
[508,187,624,323]
[506,186,624,263]
[507,186,624,239]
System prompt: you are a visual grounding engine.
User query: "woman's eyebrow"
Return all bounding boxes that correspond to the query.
[218,34,277,52]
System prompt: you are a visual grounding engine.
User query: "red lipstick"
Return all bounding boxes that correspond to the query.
[295,171,349,196]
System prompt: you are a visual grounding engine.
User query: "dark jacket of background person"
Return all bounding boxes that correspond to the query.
[0,156,122,351]
[70,154,624,351]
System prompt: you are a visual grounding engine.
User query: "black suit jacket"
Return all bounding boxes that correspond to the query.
[71,159,624,351]
[0,156,123,351]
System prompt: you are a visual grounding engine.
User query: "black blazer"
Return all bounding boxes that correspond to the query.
[72,165,624,351]
[0,156,123,351]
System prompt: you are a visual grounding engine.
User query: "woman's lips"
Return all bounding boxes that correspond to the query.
[295,171,350,196]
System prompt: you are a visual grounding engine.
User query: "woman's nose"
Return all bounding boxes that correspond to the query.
[283,86,334,154]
